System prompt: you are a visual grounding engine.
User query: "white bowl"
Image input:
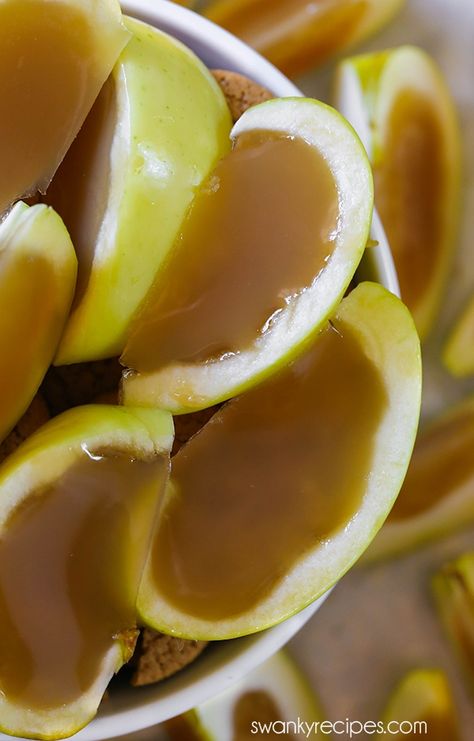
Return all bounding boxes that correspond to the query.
[6,3,398,739]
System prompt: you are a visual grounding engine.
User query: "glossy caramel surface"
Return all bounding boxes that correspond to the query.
[374,90,444,319]
[151,320,386,620]
[0,451,167,708]
[45,77,117,309]
[0,0,105,212]
[389,407,474,521]
[206,0,367,77]
[123,131,338,371]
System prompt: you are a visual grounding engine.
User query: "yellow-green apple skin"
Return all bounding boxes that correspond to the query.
[433,552,474,695]
[137,283,421,640]
[48,16,232,365]
[166,650,322,740]
[380,669,460,739]
[363,395,474,565]
[0,404,173,740]
[122,97,374,414]
[335,46,461,340]
[0,201,77,444]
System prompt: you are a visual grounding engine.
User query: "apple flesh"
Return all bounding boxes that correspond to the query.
[47,16,232,364]
[0,404,173,740]
[0,202,77,444]
[334,46,461,340]
[0,0,129,214]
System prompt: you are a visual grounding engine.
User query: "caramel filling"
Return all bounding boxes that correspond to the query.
[389,409,474,521]
[206,0,367,77]
[151,321,386,620]
[0,254,56,437]
[233,691,295,740]
[374,90,444,317]
[0,451,167,709]
[123,131,339,372]
[0,0,109,212]
[45,77,117,308]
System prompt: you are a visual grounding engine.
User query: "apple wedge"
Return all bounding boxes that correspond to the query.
[433,553,474,696]
[380,669,460,740]
[335,46,461,340]
[203,0,405,78]
[166,650,322,740]
[363,396,474,564]
[0,0,129,214]
[48,16,231,364]
[137,282,421,640]
[443,295,474,377]
[0,405,173,740]
[0,201,77,444]
[122,97,374,414]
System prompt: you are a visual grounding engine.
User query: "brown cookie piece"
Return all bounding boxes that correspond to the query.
[130,629,208,686]
[212,69,273,122]
[41,358,122,416]
[0,394,50,464]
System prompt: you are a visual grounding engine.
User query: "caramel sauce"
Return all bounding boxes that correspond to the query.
[151,321,387,620]
[205,0,367,77]
[0,0,106,212]
[0,254,56,438]
[233,690,296,740]
[0,451,167,709]
[374,90,444,318]
[45,77,117,309]
[123,131,339,372]
[389,408,474,521]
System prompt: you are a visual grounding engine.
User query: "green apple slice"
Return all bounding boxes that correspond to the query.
[203,0,405,78]
[166,650,322,740]
[47,16,231,365]
[334,46,461,340]
[443,295,474,377]
[0,0,129,214]
[122,97,374,414]
[0,201,77,444]
[433,552,474,695]
[380,669,460,740]
[363,396,474,564]
[137,282,421,640]
[0,404,173,739]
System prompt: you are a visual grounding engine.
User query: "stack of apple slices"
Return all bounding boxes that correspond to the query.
[0,2,422,739]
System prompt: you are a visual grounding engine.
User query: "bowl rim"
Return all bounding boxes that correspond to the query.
[22,2,398,739]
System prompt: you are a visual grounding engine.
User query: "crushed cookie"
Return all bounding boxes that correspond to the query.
[212,69,273,122]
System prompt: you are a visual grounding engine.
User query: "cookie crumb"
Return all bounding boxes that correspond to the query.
[212,69,273,122]
[130,629,208,686]
[41,358,122,416]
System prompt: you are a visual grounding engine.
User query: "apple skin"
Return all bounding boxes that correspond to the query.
[334,46,461,341]
[381,669,460,738]
[362,395,474,565]
[121,96,374,414]
[0,202,77,445]
[0,404,173,740]
[50,16,232,365]
[166,650,322,741]
[136,282,421,641]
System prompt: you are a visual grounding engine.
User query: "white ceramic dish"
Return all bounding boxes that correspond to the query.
[3,3,398,739]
